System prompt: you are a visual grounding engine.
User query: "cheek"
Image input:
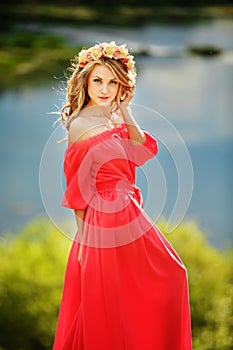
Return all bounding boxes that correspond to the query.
[111,84,119,96]
[87,83,97,97]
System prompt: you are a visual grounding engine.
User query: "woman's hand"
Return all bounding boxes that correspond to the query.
[119,86,135,110]
[116,86,146,144]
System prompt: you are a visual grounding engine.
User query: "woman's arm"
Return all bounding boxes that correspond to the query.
[118,87,146,145]
[74,209,86,262]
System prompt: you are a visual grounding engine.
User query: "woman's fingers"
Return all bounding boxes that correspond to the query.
[77,245,83,263]
[123,89,134,104]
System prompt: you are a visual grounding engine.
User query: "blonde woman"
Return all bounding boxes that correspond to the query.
[53,42,192,350]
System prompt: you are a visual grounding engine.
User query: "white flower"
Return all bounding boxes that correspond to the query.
[103,41,116,58]
[78,49,88,63]
[128,69,136,85]
[118,44,129,58]
[126,56,135,69]
[89,46,102,60]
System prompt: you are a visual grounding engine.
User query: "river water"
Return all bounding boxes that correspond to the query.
[1,19,232,248]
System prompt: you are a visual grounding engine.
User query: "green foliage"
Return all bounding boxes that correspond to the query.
[0,218,232,349]
[160,220,233,350]
[0,32,67,50]
[0,218,71,350]
[0,32,83,90]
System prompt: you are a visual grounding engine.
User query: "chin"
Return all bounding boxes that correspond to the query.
[98,101,112,107]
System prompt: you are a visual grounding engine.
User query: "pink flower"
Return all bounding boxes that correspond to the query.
[121,57,130,64]
[113,49,121,59]
[79,61,86,68]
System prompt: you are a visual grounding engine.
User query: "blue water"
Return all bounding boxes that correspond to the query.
[1,21,233,248]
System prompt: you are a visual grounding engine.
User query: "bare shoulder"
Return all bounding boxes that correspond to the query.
[68,117,85,143]
[68,115,107,144]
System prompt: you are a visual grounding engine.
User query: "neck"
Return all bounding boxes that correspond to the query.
[84,103,114,119]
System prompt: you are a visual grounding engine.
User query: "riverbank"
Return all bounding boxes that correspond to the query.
[1,5,233,29]
[0,32,83,90]
[0,28,226,91]
[1,5,232,90]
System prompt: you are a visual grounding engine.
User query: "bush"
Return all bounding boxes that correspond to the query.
[0,218,232,349]
[0,218,71,350]
[161,220,233,350]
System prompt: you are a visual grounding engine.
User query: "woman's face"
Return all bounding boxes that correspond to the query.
[86,64,119,107]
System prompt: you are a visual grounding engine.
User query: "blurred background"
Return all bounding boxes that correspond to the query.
[0,1,232,349]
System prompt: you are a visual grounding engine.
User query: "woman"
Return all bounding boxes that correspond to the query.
[53,41,192,350]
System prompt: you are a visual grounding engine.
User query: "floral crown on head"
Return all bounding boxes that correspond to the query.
[77,41,136,85]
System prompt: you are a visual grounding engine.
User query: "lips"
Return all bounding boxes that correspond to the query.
[98,96,109,100]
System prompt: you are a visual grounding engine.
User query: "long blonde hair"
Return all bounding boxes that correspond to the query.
[60,56,136,130]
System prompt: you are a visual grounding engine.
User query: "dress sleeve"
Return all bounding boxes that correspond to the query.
[61,144,93,210]
[124,130,158,167]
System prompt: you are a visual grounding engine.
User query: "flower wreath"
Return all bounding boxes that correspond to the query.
[77,41,136,85]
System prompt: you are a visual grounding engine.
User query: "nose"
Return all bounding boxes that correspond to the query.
[100,84,108,94]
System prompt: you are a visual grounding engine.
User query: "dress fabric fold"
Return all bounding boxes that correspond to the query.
[53,122,192,350]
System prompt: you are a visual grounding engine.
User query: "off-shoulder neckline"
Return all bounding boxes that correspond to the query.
[67,122,126,148]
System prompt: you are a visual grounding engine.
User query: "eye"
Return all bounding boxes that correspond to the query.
[110,80,118,85]
[93,78,101,83]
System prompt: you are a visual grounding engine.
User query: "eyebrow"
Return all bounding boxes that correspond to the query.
[92,75,117,81]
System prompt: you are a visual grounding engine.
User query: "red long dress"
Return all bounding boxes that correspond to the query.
[53,122,192,350]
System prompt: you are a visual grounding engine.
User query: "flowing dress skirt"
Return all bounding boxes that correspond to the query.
[53,187,192,350]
